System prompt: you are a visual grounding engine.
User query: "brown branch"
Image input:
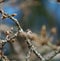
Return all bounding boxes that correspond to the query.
[44,50,60,61]
[1,9,60,61]
[0,9,45,61]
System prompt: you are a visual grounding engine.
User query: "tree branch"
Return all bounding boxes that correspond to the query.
[0,9,60,61]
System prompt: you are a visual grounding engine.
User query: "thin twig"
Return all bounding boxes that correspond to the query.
[0,9,60,61]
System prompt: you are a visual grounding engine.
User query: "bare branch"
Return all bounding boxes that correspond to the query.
[0,9,45,61]
[44,50,60,61]
[0,9,60,61]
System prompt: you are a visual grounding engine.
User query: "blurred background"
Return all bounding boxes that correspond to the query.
[0,0,60,61]
[0,0,60,35]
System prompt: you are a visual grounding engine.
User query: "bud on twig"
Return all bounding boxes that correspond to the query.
[1,15,7,19]
[11,13,17,17]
